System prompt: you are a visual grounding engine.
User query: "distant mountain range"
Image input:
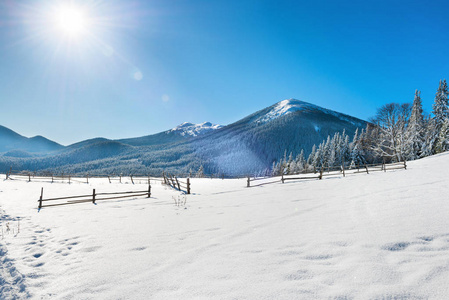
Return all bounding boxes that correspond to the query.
[0,125,63,155]
[0,99,367,175]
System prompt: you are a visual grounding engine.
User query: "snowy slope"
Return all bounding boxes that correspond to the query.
[1,153,449,298]
[255,99,365,127]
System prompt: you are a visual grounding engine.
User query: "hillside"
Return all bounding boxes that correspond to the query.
[0,99,367,175]
[1,152,448,299]
[0,125,63,154]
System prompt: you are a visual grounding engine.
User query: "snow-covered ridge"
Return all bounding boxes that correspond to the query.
[169,122,223,137]
[256,99,364,126]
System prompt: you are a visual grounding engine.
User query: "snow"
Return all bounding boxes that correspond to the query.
[256,99,365,126]
[169,122,223,137]
[1,152,449,299]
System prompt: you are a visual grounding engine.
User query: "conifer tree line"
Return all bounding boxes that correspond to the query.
[273,79,449,175]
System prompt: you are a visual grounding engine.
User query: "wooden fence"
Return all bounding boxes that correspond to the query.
[37,185,152,209]
[246,160,407,187]
[163,173,191,194]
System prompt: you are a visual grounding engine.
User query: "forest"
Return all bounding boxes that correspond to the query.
[273,80,449,176]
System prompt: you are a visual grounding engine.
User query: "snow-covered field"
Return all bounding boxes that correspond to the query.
[1,153,449,299]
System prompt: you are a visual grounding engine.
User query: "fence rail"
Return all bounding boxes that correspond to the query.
[246,160,407,187]
[163,173,191,194]
[37,185,152,209]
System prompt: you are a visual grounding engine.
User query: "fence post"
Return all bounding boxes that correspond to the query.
[247,176,250,187]
[131,175,134,184]
[120,175,122,183]
[404,159,407,170]
[281,174,285,183]
[108,176,111,183]
[86,174,89,184]
[342,158,345,177]
[365,164,369,174]
[69,175,71,184]
[175,176,180,190]
[38,187,43,209]
[187,178,191,194]
[92,189,96,204]
[383,157,386,172]
[51,174,54,183]
[148,184,151,198]
[28,174,31,182]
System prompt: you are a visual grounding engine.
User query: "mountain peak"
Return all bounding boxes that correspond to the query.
[254,98,364,127]
[256,99,318,124]
[169,122,223,137]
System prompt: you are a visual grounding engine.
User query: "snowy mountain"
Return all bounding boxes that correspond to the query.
[0,99,367,175]
[115,122,222,147]
[169,122,223,137]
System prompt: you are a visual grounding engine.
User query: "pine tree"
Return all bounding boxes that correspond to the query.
[405,90,425,160]
[435,118,449,153]
[196,165,204,178]
[431,80,449,153]
[421,116,437,157]
[307,145,317,170]
[432,79,449,130]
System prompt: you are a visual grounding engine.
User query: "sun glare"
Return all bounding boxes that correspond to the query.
[53,5,88,37]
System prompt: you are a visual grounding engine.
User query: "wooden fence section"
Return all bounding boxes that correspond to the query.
[38,185,152,209]
[163,173,191,194]
[246,160,407,187]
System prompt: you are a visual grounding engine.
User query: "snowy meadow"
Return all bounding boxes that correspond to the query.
[1,152,449,299]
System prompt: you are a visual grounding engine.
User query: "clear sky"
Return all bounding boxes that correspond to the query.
[1,0,448,145]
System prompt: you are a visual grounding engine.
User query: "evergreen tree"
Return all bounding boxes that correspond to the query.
[421,116,437,157]
[405,90,425,160]
[432,79,449,152]
[307,145,317,170]
[435,118,449,153]
[432,79,449,130]
[196,165,204,178]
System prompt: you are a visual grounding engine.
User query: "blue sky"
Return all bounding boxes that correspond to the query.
[1,0,448,145]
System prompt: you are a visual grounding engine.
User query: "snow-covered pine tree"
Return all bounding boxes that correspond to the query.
[435,118,449,153]
[196,165,204,178]
[286,152,293,174]
[327,133,338,168]
[314,142,325,170]
[298,149,306,172]
[420,116,436,157]
[307,144,317,171]
[432,79,449,131]
[405,90,425,160]
[432,79,449,152]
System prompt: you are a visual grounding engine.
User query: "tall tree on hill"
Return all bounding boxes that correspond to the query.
[435,118,449,153]
[405,90,425,159]
[432,79,449,153]
[432,79,449,129]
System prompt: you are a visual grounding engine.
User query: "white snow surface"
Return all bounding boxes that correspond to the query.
[1,153,449,299]
[169,122,223,137]
[256,99,365,126]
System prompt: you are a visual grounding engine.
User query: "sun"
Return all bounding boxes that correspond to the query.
[52,4,89,38]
